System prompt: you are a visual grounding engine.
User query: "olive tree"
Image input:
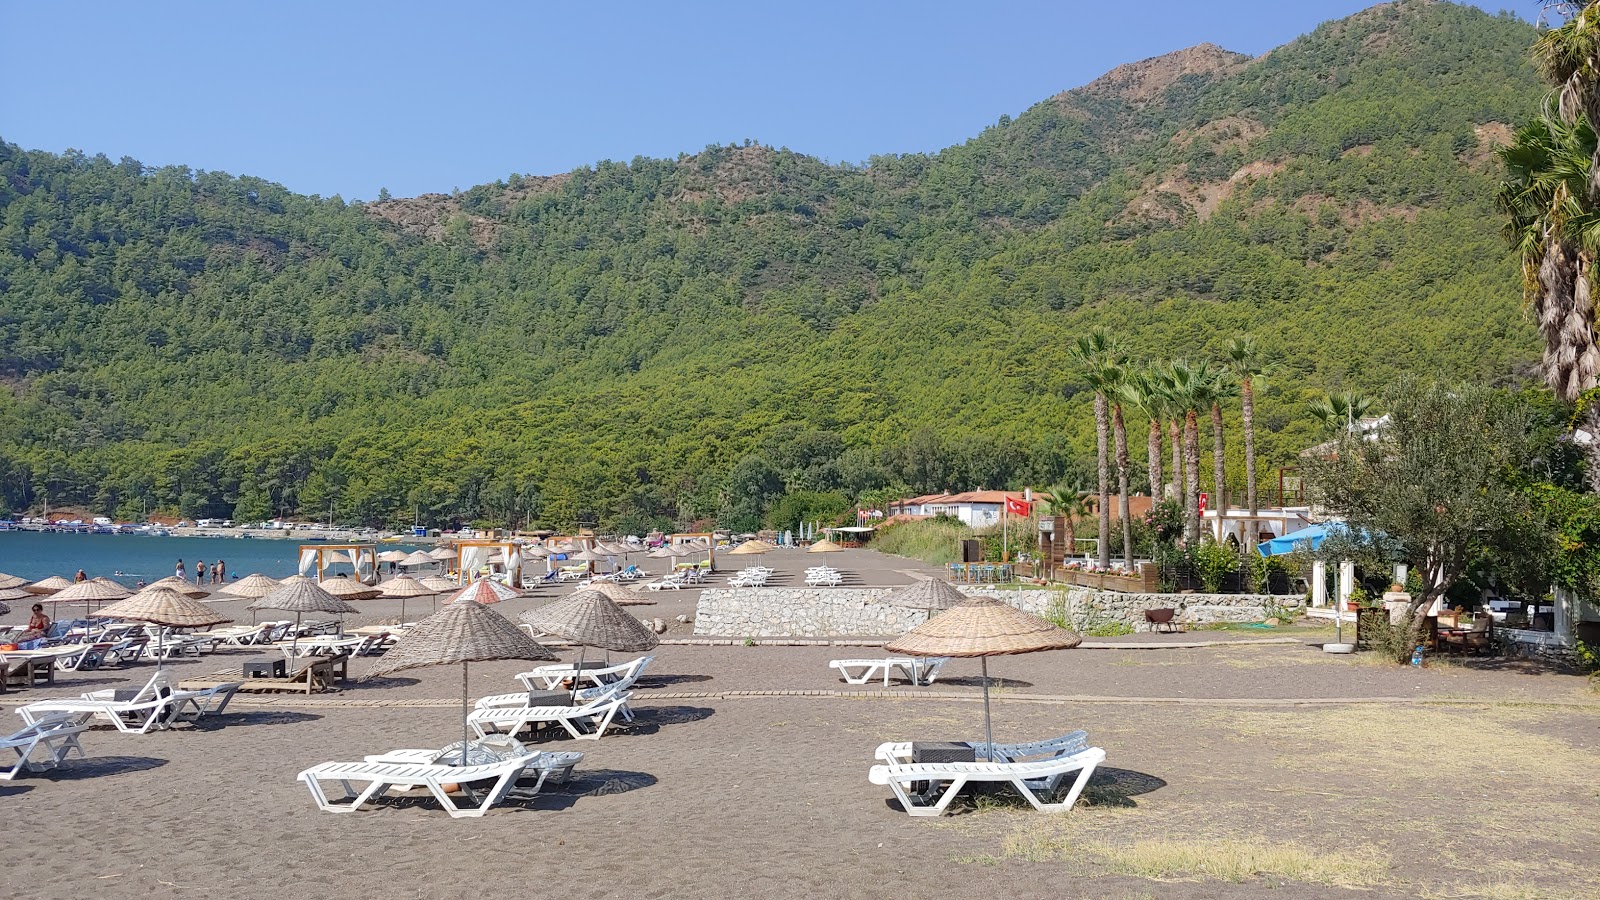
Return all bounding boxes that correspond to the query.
[1306,381,1540,660]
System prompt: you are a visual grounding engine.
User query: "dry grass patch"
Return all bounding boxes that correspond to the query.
[1086,837,1389,886]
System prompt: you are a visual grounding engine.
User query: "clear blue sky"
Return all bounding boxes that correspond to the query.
[0,1,1517,200]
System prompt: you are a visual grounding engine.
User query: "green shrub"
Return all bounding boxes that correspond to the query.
[870,517,974,565]
[1193,539,1237,593]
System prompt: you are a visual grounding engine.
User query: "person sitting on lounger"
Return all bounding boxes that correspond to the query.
[17,604,51,644]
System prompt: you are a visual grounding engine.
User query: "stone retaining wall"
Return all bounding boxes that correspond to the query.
[692,585,1299,638]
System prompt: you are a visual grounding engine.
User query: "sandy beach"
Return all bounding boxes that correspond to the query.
[2,551,1597,898]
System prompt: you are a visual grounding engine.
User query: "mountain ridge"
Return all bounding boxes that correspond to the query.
[0,0,1548,530]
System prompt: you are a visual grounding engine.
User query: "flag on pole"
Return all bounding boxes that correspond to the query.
[1005,496,1031,516]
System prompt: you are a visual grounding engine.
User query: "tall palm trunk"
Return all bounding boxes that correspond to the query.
[1113,401,1132,569]
[1063,515,1076,567]
[1168,419,1184,503]
[1209,400,1226,538]
[1094,393,1111,569]
[1241,375,1258,550]
[1183,409,1201,544]
[1146,418,1163,506]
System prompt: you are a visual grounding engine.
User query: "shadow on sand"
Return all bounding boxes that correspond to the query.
[43,755,168,780]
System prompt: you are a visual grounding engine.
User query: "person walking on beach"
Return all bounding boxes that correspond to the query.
[176,559,185,581]
[194,559,205,585]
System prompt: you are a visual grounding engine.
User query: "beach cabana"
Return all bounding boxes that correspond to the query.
[298,543,379,585]
[454,540,521,586]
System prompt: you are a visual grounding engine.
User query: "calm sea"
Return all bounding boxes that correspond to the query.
[0,532,424,586]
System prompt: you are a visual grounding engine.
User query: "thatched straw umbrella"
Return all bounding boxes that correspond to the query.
[0,586,30,605]
[520,588,659,698]
[144,576,208,599]
[399,550,436,570]
[885,598,1081,760]
[377,574,436,620]
[368,599,556,766]
[0,573,28,590]
[97,587,231,668]
[428,546,456,562]
[876,578,969,622]
[248,579,360,650]
[320,576,382,601]
[218,573,279,601]
[729,540,774,556]
[447,579,519,606]
[806,539,843,554]
[25,575,73,595]
[46,577,132,619]
[583,582,656,606]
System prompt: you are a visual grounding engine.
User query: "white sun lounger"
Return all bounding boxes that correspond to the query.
[297,752,543,818]
[868,746,1106,816]
[830,657,949,686]
[874,731,1090,766]
[468,691,631,741]
[17,669,184,734]
[1,713,90,780]
[363,745,583,792]
[515,656,653,692]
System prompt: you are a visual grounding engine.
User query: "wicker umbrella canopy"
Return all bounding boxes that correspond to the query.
[91,576,125,588]
[49,579,131,602]
[47,578,132,618]
[319,576,382,601]
[99,587,231,667]
[428,547,457,561]
[377,573,438,619]
[25,575,73,595]
[367,599,557,766]
[568,547,608,563]
[378,575,435,598]
[248,579,360,615]
[885,598,1081,759]
[729,540,774,555]
[583,582,656,606]
[448,579,519,606]
[219,573,279,599]
[806,539,843,553]
[377,549,411,563]
[647,545,685,560]
[522,544,552,559]
[519,589,659,653]
[418,575,458,592]
[144,576,208,598]
[0,587,31,603]
[876,578,969,615]
[0,573,28,590]
[248,578,360,649]
[400,550,436,567]
[99,587,230,628]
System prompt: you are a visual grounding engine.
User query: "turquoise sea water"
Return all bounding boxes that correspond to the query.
[0,531,423,586]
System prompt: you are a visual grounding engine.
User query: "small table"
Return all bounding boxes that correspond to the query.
[245,659,287,679]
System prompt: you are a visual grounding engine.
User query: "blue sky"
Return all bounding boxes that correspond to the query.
[0,1,1517,200]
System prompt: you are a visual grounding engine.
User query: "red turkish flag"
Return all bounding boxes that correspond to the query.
[1005,496,1031,516]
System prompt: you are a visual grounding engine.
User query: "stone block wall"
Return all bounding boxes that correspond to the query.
[692,585,1299,638]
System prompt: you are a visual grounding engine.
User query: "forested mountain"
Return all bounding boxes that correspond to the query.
[0,1,1547,531]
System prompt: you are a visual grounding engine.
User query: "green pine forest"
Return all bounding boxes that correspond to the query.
[0,1,1549,532]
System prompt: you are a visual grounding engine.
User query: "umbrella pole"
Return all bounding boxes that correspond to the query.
[156,625,165,671]
[292,612,302,653]
[462,660,471,767]
[981,657,994,762]
[570,644,587,704]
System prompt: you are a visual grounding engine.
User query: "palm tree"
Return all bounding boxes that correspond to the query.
[1308,392,1374,436]
[1206,368,1239,525]
[1072,328,1120,569]
[1118,371,1164,502]
[1154,363,1185,506]
[1043,482,1095,573]
[1166,360,1210,544]
[1107,362,1135,570]
[1225,337,1267,550]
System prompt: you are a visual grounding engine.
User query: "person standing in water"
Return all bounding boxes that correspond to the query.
[176,559,185,581]
[216,560,226,583]
[194,559,205,585]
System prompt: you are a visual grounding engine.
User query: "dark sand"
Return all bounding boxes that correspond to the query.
[2,549,1597,898]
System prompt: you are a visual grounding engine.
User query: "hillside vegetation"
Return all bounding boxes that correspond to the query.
[0,1,1545,530]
